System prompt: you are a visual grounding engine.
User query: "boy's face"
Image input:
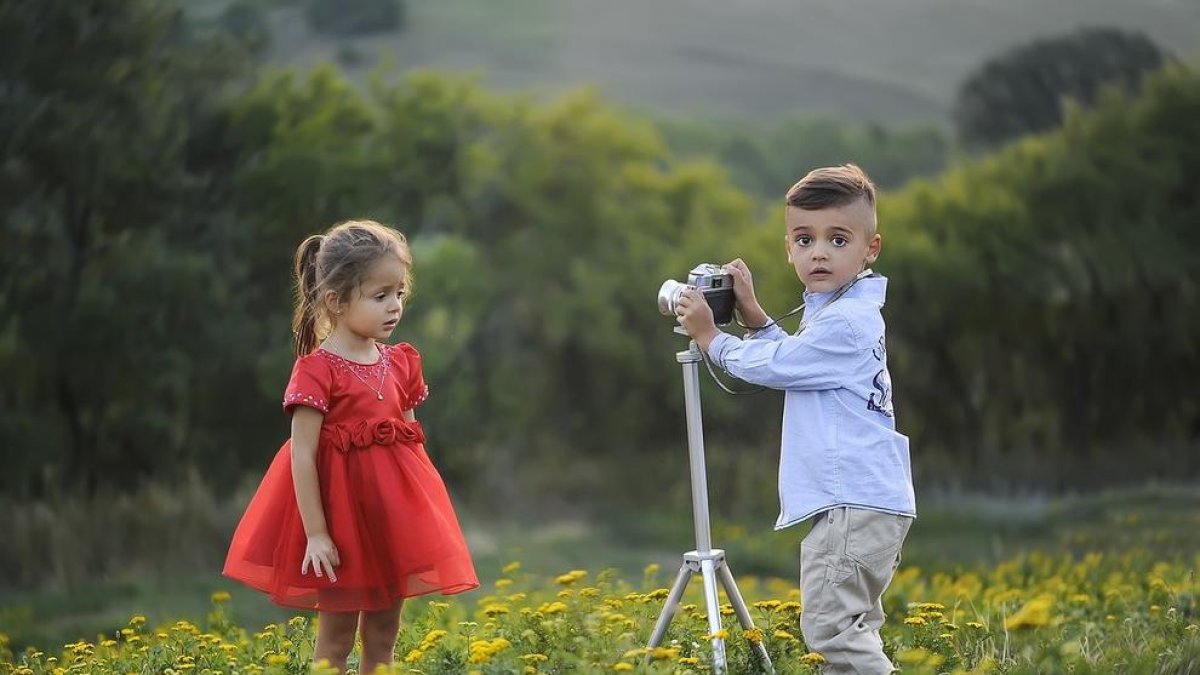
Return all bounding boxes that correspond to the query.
[785,198,881,294]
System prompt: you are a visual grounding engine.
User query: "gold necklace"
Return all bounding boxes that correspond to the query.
[325,339,389,400]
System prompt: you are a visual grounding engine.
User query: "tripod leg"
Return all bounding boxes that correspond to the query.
[700,558,728,672]
[647,563,694,648]
[718,563,775,673]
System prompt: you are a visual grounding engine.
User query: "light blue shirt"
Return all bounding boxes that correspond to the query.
[707,275,916,530]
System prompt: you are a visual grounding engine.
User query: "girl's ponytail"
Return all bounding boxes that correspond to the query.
[292,234,324,356]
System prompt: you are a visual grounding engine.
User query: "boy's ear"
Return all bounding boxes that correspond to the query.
[784,234,793,264]
[866,233,882,264]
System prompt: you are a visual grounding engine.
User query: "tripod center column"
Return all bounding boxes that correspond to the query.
[678,340,714,555]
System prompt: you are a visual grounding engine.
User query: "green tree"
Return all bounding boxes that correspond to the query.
[885,65,1200,490]
[0,0,248,496]
[219,1,271,56]
[659,116,951,199]
[954,27,1170,148]
[306,0,405,37]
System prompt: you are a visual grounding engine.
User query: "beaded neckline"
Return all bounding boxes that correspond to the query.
[318,343,390,400]
[318,342,385,366]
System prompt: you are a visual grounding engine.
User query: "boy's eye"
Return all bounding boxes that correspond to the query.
[831,236,848,247]
[795,235,812,245]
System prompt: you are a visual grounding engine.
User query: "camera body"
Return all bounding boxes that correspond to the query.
[658,263,736,326]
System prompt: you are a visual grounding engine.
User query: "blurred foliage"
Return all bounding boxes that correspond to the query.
[1,1,1198,522]
[883,64,1200,492]
[305,0,405,38]
[954,27,1171,148]
[218,1,270,55]
[658,116,952,199]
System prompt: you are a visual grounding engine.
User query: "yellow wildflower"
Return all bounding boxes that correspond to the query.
[1005,595,1054,630]
[555,570,588,585]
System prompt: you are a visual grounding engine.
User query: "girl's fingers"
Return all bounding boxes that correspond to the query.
[324,558,338,582]
[301,557,309,575]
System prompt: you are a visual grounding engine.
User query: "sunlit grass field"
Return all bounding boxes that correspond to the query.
[2,546,1199,674]
[4,487,1200,673]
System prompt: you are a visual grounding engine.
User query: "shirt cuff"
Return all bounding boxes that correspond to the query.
[707,332,741,371]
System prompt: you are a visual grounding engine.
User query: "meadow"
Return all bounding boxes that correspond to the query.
[3,487,1199,674]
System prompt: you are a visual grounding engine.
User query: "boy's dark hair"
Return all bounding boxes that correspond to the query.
[786,163,877,210]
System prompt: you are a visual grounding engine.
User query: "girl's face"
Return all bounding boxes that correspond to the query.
[332,255,409,342]
[785,199,881,294]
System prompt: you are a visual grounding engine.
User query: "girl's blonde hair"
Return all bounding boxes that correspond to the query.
[291,220,413,355]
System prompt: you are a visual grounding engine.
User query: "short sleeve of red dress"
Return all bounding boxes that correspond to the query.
[282,352,333,414]
[391,343,429,410]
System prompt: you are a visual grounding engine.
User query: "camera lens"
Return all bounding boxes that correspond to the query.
[657,280,685,316]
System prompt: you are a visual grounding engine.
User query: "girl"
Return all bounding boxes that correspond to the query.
[224,220,478,673]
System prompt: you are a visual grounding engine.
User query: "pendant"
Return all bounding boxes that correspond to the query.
[377,393,384,400]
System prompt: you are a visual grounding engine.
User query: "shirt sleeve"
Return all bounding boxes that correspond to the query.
[282,354,332,414]
[393,343,429,409]
[707,310,863,390]
[744,323,787,342]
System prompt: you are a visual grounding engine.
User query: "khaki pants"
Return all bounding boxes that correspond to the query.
[800,507,912,675]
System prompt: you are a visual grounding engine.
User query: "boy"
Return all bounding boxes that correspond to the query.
[674,164,915,674]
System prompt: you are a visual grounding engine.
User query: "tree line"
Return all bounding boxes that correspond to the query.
[2,0,1196,514]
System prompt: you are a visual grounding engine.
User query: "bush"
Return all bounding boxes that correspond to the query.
[306,0,405,37]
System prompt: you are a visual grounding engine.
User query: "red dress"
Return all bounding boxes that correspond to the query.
[223,342,478,611]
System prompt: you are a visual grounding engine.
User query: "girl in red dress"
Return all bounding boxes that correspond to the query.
[223,220,478,673]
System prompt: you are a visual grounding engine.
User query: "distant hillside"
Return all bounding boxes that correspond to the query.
[238,0,1199,124]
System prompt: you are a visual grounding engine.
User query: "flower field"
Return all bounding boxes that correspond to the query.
[3,548,1199,675]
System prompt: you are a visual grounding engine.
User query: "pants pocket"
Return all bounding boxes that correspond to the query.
[845,509,909,566]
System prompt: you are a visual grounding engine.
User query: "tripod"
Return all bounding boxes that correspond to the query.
[646,330,774,674]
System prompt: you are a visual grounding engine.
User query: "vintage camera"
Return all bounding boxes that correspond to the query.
[658,263,736,326]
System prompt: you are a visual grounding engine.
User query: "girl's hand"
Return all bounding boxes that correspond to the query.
[675,289,720,350]
[301,533,340,582]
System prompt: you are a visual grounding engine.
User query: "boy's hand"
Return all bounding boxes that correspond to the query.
[675,289,721,350]
[301,533,340,582]
[724,258,769,328]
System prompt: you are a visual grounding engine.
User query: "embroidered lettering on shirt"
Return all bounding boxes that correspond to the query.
[868,335,894,417]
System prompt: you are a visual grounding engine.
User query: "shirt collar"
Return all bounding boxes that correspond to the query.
[802,273,888,315]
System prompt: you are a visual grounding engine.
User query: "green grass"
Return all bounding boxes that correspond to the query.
[5,484,1198,651]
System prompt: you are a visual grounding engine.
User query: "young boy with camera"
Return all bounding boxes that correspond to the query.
[674,164,916,674]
